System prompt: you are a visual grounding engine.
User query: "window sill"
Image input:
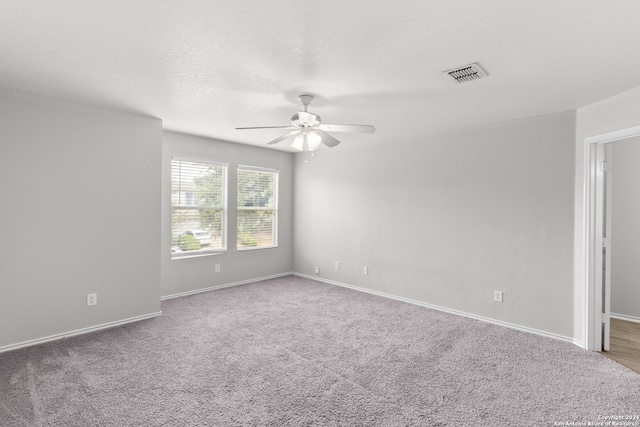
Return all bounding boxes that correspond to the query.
[237,245,278,252]
[171,251,225,260]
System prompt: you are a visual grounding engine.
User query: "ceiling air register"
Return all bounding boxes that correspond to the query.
[444,62,488,83]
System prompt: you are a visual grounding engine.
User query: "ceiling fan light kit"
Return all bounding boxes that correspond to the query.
[291,128,322,152]
[236,94,375,158]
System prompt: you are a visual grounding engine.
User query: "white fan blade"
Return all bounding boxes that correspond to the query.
[267,130,300,145]
[318,124,375,134]
[236,125,297,130]
[315,129,341,148]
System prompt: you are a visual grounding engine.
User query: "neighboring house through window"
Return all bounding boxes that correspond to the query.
[185,192,195,206]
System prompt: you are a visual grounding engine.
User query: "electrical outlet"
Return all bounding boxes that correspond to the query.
[87,293,97,307]
[335,261,340,270]
[215,264,221,273]
[315,266,320,274]
[363,266,368,275]
[494,290,503,303]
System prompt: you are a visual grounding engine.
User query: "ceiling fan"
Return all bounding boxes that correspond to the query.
[235,95,375,152]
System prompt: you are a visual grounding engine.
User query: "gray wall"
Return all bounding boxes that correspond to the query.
[293,111,576,338]
[0,90,162,350]
[161,131,294,297]
[7,80,640,350]
[611,137,640,319]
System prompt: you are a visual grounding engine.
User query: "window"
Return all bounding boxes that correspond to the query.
[237,166,278,250]
[171,159,227,258]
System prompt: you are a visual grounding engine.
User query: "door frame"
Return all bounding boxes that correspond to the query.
[584,125,640,351]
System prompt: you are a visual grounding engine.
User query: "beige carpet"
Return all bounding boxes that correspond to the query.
[1,275,639,426]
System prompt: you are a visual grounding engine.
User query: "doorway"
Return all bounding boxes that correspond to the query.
[602,137,640,373]
[584,127,640,370]
[584,126,640,353]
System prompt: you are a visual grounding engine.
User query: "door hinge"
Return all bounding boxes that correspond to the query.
[600,161,609,172]
[602,237,609,248]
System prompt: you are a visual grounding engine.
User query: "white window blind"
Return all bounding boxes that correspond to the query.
[171,159,227,258]
[237,166,278,250]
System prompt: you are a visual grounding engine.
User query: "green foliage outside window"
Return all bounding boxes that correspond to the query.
[178,234,201,251]
[171,160,227,256]
[237,168,278,249]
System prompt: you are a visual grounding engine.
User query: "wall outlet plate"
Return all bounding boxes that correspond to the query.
[215,264,221,273]
[363,266,369,275]
[315,266,320,274]
[335,261,340,270]
[87,293,97,306]
[494,290,503,303]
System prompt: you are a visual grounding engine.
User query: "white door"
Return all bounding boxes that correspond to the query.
[595,143,613,351]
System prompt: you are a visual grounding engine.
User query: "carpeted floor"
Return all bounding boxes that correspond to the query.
[1,275,639,426]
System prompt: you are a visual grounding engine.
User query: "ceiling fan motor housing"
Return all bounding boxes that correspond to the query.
[291,112,321,127]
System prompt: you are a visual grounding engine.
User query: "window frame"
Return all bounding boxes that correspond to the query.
[171,157,228,259]
[236,165,279,251]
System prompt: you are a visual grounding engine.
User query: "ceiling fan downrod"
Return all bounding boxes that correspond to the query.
[298,94,314,112]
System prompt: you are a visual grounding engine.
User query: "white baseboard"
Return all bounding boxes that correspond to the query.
[0,311,162,354]
[3,272,575,354]
[294,273,573,345]
[572,338,586,349]
[161,272,294,301]
[611,313,640,324]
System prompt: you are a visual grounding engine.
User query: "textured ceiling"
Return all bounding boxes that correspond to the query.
[2,1,640,151]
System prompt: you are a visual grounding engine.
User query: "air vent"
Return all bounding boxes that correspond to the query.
[444,63,488,83]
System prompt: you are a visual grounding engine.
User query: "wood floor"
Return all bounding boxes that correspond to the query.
[603,318,640,374]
